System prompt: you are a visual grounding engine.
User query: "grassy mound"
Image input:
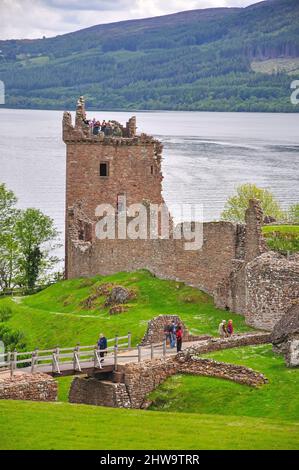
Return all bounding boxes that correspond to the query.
[0,270,252,350]
[1,400,299,450]
[150,345,299,422]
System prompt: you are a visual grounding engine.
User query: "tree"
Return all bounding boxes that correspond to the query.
[288,203,299,224]
[221,183,284,223]
[15,208,59,290]
[0,184,20,290]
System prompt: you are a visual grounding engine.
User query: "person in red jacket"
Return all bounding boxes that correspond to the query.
[176,325,183,352]
[227,319,234,337]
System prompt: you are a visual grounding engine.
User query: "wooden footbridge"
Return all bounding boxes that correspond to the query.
[0,333,178,377]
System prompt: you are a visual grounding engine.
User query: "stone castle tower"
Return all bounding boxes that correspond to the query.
[63,97,165,278]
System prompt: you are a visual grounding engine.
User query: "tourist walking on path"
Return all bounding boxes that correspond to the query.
[170,320,177,348]
[227,319,234,337]
[176,325,183,352]
[164,323,172,347]
[218,320,228,338]
[98,333,108,363]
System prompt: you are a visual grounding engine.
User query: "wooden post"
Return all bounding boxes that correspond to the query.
[138,345,142,363]
[31,349,38,374]
[7,351,11,369]
[73,344,80,371]
[115,335,119,348]
[151,343,154,360]
[163,340,166,357]
[128,332,132,349]
[52,347,60,375]
[93,346,98,368]
[11,350,17,377]
[114,345,118,371]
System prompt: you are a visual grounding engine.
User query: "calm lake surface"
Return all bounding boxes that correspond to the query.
[0,108,298,255]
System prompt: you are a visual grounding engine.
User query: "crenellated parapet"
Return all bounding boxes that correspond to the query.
[62,96,158,148]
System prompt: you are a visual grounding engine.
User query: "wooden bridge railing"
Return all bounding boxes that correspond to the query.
[0,333,132,377]
[0,336,169,376]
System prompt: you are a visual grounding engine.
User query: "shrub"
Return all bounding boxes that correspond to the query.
[0,324,26,351]
[0,305,12,322]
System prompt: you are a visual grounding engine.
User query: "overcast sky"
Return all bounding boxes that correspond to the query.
[0,0,261,40]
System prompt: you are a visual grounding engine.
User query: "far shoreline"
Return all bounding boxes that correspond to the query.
[0,106,299,116]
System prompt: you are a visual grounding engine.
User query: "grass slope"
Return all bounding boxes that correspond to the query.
[150,345,299,422]
[1,400,299,450]
[0,270,252,350]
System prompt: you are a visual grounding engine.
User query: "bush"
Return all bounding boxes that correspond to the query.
[0,324,26,351]
[0,305,12,322]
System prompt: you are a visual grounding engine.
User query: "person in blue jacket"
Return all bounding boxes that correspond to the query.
[98,333,108,362]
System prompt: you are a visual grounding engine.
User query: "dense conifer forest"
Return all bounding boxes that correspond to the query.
[0,0,298,111]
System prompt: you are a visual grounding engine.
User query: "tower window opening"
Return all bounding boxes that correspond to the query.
[100,162,109,177]
[151,165,154,175]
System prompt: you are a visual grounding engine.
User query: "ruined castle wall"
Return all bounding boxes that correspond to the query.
[0,372,57,402]
[244,253,299,330]
[214,199,268,315]
[67,221,239,294]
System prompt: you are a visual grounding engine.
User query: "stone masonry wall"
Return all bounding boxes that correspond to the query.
[245,252,299,330]
[214,199,268,314]
[69,377,131,408]
[0,372,57,402]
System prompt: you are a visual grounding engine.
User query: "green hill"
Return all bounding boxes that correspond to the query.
[0,270,252,351]
[0,0,298,111]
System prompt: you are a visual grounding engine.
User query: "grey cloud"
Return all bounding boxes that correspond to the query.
[43,0,133,11]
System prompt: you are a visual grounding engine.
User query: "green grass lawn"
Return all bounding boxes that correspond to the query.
[262,225,299,234]
[262,224,299,253]
[150,345,299,422]
[1,400,299,450]
[0,270,252,350]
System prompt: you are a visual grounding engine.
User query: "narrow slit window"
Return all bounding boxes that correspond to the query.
[99,162,109,177]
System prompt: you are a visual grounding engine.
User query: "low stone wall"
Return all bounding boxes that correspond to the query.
[176,355,267,388]
[183,332,271,355]
[0,372,57,402]
[140,314,211,345]
[123,358,177,408]
[69,377,131,408]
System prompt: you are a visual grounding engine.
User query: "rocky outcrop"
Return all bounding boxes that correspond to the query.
[272,303,299,367]
[105,286,132,306]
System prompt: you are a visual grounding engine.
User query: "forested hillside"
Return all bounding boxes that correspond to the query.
[0,0,298,111]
